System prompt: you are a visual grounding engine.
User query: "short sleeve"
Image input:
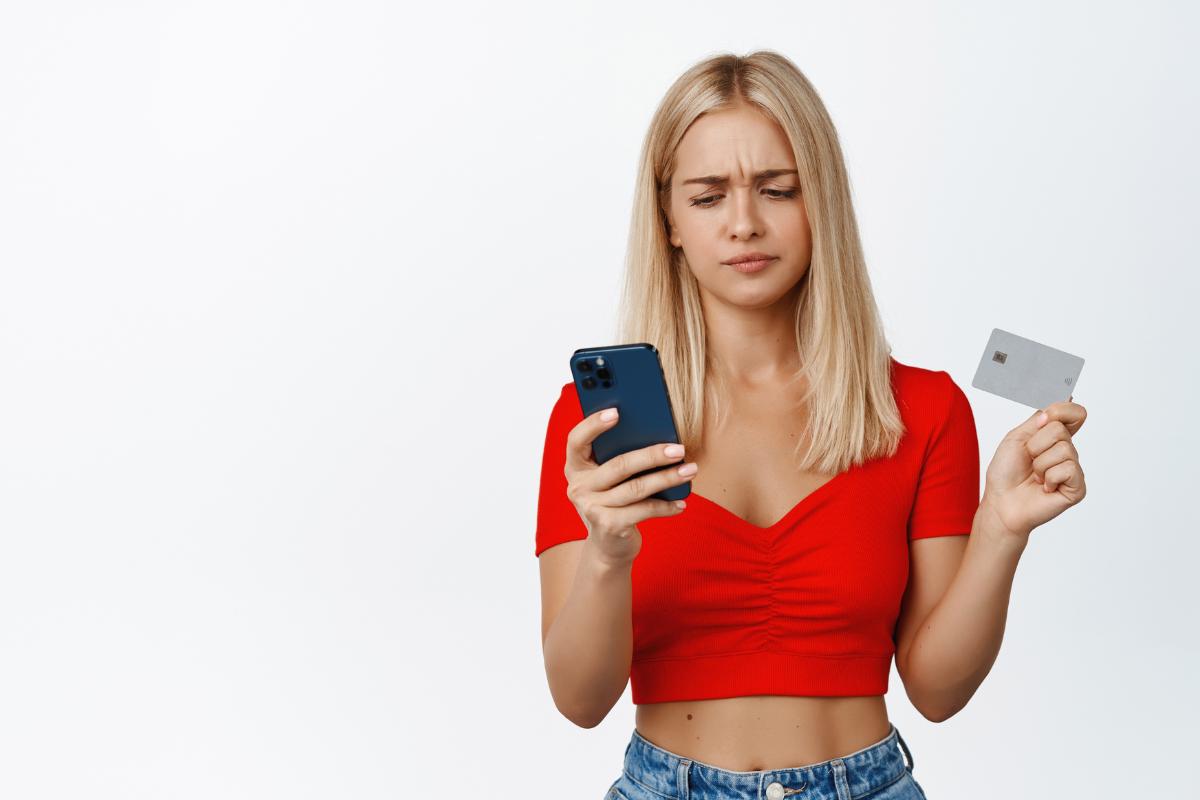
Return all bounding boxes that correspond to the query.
[534,382,590,556]
[907,373,981,540]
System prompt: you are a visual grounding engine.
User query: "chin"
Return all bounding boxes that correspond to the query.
[718,289,793,310]
[710,277,797,308]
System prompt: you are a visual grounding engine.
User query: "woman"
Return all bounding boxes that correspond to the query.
[535,51,1087,799]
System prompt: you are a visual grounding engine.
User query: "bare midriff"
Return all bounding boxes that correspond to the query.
[635,695,892,772]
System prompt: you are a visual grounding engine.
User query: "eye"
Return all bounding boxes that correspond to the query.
[764,188,798,199]
[690,194,721,207]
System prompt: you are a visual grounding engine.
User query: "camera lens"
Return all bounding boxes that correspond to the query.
[596,368,611,380]
[577,360,592,372]
[582,377,597,390]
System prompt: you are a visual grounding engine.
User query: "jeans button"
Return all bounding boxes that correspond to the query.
[766,782,785,800]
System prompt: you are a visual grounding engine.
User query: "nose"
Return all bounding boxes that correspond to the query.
[728,187,765,240]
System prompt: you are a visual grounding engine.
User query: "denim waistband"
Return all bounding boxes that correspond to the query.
[621,724,914,800]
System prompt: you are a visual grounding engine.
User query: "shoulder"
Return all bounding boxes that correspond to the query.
[550,381,581,419]
[888,355,971,428]
[542,381,583,443]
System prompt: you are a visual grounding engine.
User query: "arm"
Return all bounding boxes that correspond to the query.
[539,539,632,728]
[538,407,696,728]
[895,398,1088,721]
[893,512,1023,721]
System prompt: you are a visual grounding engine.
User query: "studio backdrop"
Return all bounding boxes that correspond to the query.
[0,1,1196,798]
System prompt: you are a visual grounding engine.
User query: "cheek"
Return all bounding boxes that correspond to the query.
[674,210,716,253]
[776,207,812,250]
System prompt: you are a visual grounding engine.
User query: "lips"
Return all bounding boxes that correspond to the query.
[723,252,777,273]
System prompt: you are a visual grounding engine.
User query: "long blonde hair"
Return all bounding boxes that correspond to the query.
[616,50,905,474]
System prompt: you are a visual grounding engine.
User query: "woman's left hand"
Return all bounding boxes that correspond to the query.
[980,396,1088,540]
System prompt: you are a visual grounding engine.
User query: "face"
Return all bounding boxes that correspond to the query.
[665,103,812,311]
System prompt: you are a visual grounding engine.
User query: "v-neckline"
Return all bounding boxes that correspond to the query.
[687,466,855,532]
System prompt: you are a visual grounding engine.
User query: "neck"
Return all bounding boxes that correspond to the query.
[700,283,802,386]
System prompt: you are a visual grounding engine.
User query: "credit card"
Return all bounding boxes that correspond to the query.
[971,328,1084,410]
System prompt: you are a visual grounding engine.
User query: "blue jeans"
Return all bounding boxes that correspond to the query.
[607,724,927,799]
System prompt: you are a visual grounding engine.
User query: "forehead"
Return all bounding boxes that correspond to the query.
[673,105,796,180]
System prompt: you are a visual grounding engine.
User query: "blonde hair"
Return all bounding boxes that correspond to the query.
[616,50,905,474]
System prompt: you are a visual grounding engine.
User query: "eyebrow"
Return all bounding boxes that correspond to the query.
[680,168,799,186]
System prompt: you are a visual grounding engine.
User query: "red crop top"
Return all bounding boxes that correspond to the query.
[535,357,980,703]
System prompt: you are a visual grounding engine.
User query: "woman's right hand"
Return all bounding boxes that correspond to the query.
[563,407,698,567]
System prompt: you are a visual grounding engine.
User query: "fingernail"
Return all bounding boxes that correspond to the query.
[675,500,686,509]
[664,444,685,458]
[600,409,618,422]
[1036,413,1048,426]
[677,462,698,477]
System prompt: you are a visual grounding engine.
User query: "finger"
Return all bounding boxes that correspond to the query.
[1026,417,1075,460]
[604,459,697,508]
[1032,440,1078,485]
[1010,407,1048,441]
[605,495,688,530]
[585,441,687,494]
[1043,458,1082,494]
[564,407,620,474]
[1035,400,1087,437]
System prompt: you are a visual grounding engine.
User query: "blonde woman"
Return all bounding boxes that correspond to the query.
[535,51,1087,799]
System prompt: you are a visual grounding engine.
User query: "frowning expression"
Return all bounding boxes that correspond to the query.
[665,103,813,311]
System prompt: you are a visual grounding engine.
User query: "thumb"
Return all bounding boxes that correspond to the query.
[1012,406,1050,439]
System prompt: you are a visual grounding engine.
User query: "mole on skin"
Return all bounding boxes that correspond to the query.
[687,715,693,720]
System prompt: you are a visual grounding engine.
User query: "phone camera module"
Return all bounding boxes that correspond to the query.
[582,377,597,390]
[576,360,593,373]
[596,368,611,380]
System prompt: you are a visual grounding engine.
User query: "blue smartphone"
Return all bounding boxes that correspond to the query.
[570,343,690,502]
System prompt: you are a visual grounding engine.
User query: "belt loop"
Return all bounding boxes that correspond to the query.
[831,759,851,800]
[893,726,915,773]
[676,759,691,800]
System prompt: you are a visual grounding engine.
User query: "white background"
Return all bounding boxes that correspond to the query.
[1,1,1197,797]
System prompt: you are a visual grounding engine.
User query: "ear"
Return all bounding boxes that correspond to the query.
[665,209,682,248]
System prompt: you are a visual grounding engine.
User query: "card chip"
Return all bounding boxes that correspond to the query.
[992,350,1007,364]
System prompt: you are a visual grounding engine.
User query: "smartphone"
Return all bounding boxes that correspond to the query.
[570,343,690,502]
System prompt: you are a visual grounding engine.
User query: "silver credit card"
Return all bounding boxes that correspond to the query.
[971,328,1085,409]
